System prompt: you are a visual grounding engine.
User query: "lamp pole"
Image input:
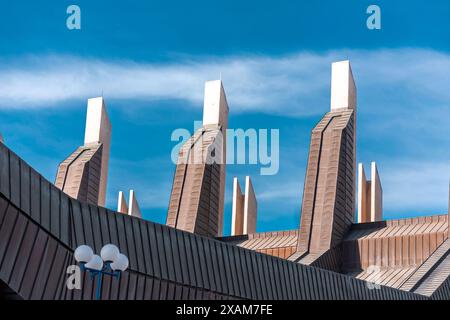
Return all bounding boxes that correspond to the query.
[74,244,129,300]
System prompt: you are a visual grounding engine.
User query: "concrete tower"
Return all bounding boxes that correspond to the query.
[117,191,128,214]
[55,97,111,206]
[117,190,142,218]
[357,162,383,223]
[231,176,257,236]
[291,61,357,269]
[166,80,228,237]
[84,97,111,207]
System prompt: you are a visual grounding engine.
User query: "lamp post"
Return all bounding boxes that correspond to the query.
[74,244,129,300]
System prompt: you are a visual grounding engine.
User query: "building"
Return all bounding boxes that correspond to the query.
[166,80,228,238]
[0,61,449,300]
[220,61,450,297]
[55,97,111,207]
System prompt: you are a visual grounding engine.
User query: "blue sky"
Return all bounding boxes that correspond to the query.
[0,1,449,235]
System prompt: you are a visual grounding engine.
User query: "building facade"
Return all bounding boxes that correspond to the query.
[0,60,449,300]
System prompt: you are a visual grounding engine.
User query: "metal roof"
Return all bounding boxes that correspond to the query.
[0,142,431,300]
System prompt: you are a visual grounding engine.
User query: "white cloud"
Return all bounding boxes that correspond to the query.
[1,49,450,117]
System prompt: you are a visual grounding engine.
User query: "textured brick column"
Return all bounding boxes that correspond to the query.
[55,97,111,207]
[292,61,357,267]
[166,80,228,237]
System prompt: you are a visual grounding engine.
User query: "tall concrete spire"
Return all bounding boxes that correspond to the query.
[84,97,111,206]
[291,60,357,267]
[330,60,357,111]
[55,97,111,207]
[167,80,229,237]
[203,80,228,235]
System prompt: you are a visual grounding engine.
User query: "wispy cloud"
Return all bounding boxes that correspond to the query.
[1,49,450,117]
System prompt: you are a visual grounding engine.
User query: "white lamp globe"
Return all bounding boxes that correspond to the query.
[110,253,129,272]
[85,254,103,271]
[100,244,120,263]
[74,245,93,263]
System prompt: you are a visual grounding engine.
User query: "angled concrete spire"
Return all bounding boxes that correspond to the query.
[357,163,370,223]
[84,97,111,206]
[370,162,383,221]
[231,176,257,236]
[330,60,357,111]
[243,176,257,234]
[55,97,112,206]
[357,163,368,223]
[117,191,128,214]
[128,190,141,218]
[202,80,229,236]
[358,162,383,223]
[231,177,244,235]
[291,60,357,264]
[167,80,229,237]
[117,190,142,218]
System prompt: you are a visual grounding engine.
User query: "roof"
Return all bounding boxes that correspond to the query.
[221,215,450,298]
[0,142,428,300]
[347,267,417,289]
[220,230,298,259]
[342,215,448,272]
[344,215,448,241]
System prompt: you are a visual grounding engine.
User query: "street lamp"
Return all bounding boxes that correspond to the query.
[74,244,129,300]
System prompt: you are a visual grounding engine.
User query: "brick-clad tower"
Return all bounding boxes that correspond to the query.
[55,97,111,206]
[55,143,103,205]
[291,61,357,268]
[166,80,228,237]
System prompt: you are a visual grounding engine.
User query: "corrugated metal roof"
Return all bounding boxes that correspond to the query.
[0,143,427,300]
[347,267,417,289]
[220,230,298,259]
[345,216,448,241]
